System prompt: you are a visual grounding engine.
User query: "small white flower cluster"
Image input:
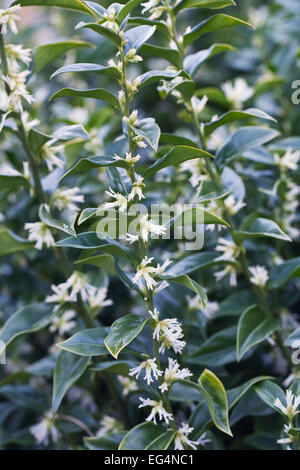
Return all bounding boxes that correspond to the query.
[282,181,300,240]
[132,256,171,292]
[46,271,113,316]
[25,221,55,250]
[141,0,165,21]
[0,5,36,131]
[50,187,84,213]
[221,78,254,109]
[101,173,145,213]
[215,237,241,286]
[249,265,269,287]
[186,295,219,319]
[97,415,124,437]
[274,148,300,172]
[274,389,300,421]
[150,307,186,355]
[30,410,60,446]
[40,140,65,171]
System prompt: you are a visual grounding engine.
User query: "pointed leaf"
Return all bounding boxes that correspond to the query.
[50,88,120,107]
[33,41,94,74]
[57,327,109,356]
[184,43,236,77]
[119,422,167,450]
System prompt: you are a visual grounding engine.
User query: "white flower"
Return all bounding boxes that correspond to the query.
[159,329,186,355]
[186,295,218,318]
[138,214,166,243]
[132,257,171,291]
[274,148,300,171]
[2,70,34,105]
[87,285,113,310]
[113,152,141,165]
[215,264,238,286]
[274,390,300,420]
[249,265,269,287]
[101,7,119,32]
[202,301,219,319]
[51,187,84,212]
[159,358,192,392]
[221,78,253,109]
[65,271,91,302]
[141,0,165,20]
[97,415,124,437]
[125,48,143,63]
[180,159,207,188]
[0,5,21,35]
[132,256,158,291]
[123,109,139,126]
[21,111,40,132]
[191,95,208,115]
[107,58,123,73]
[117,376,138,396]
[5,44,31,71]
[25,221,55,250]
[224,195,246,216]
[129,358,162,385]
[139,398,173,425]
[30,411,60,446]
[128,175,145,201]
[102,187,128,212]
[45,281,70,307]
[174,423,210,450]
[41,141,65,171]
[277,424,293,446]
[49,309,76,336]
[215,237,240,262]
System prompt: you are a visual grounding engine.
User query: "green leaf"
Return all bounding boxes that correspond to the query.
[60,156,128,181]
[33,41,94,74]
[56,233,136,262]
[0,303,54,350]
[168,206,229,228]
[57,327,109,356]
[205,108,277,136]
[127,117,160,152]
[12,0,95,15]
[77,21,122,46]
[216,127,279,167]
[146,430,177,450]
[255,380,286,412]
[104,314,150,359]
[75,253,116,274]
[159,273,207,309]
[198,369,232,436]
[119,422,167,450]
[0,228,34,257]
[160,133,197,147]
[39,204,77,237]
[124,25,156,53]
[52,350,89,412]
[117,0,142,23]
[140,44,182,68]
[143,146,214,179]
[268,257,300,289]
[50,88,120,108]
[236,305,280,361]
[284,327,300,347]
[183,14,253,47]
[138,69,189,89]
[227,376,273,409]
[50,63,121,81]
[0,174,30,190]
[189,326,237,366]
[236,218,291,243]
[162,252,220,276]
[84,432,126,450]
[90,360,136,375]
[184,43,236,77]
[174,0,236,12]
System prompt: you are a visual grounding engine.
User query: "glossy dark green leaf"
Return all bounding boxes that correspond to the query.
[119,422,167,450]
[216,127,279,167]
[174,0,236,12]
[12,0,95,15]
[90,360,136,375]
[52,350,89,411]
[168,206,229,228]
[57,327,109,356]
[141,44,182,68]
[0,228,34,257]
[0,303,54,349]
[237,305,280,361]
[33,41,93,73]
[255,380,286,412]
[184,43,236,77]
[75,253,116,274]
[139,69,189,89]
[236,218,291,243]
[117,0,142,23]
[124,25,156,53]
[76,21,121,46]
[268,257,300,289]
[189,326,237,366]
[0,174,30,190]
[159,273,207,309]
[50,88,120,107]
[60,156,129,181]
[146,430,176,450]
[105,314,150,359]
[284,327,300,347]
[84,432,126,450]
[39,204,77,237]
[163,252,220,276]
[183,14,253,47]
[198,369,232,436]
[50,63,121,80]
[55,232,136,261]
[128,117,160,152]
[143,146,214,178]
[205,108,277,136]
